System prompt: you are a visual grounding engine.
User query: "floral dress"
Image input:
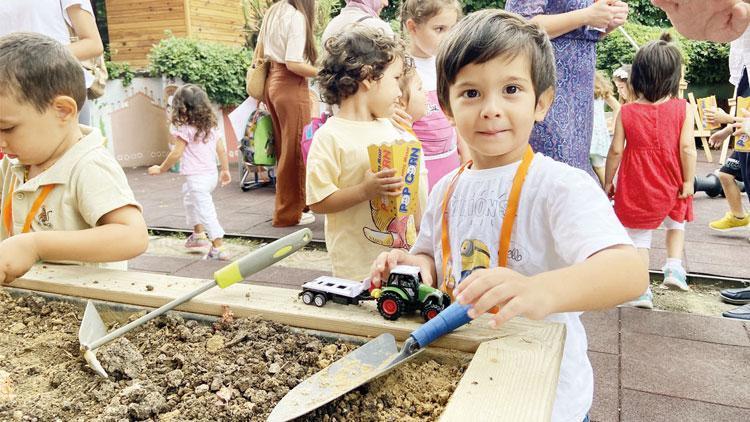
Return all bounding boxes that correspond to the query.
[506,0,601,175]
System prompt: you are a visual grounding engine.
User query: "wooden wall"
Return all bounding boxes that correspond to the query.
[106,0,245,69]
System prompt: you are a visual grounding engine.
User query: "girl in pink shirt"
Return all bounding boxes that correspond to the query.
[148,84,232,260]
[401,0,464,191]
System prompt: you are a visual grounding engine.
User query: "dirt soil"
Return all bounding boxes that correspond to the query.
[0,291,467,422]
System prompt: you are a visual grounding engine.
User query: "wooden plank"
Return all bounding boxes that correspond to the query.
[12,264,566,354]
[184,0,192,37]
[440,330,564,422]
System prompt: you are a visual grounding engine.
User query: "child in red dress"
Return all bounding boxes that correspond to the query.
[605,33,697,309]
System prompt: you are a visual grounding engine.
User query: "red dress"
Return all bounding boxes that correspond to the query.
[614,98,693,229]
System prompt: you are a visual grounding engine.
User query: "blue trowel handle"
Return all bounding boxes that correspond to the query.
[409,302,473,348]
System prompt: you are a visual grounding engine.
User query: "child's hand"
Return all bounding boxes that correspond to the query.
[679,181,695,199]
[362,168,404,199]
[390,107,413,130]
[147,165,162,175]
[604,182,615,199]
[0,234,40,284]
[454,267,551,328]
[370,249,434,288]
[219,169,232,187]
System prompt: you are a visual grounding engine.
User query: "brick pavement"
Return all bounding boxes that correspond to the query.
[127,156,750,280]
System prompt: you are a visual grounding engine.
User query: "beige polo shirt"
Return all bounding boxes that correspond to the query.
[0,125,141,269]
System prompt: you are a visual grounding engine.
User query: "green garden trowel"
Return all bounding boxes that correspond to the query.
[78,229,312,378]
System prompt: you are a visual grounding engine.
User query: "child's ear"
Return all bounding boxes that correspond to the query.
[51,95,79,123]
[405,19,418,35]
[534,88,555,122]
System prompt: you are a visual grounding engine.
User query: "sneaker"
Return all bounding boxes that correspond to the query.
[205,247,230,261]
[623,287,654,309]
[709,211,749,232]
[661,265,689,291]
[185,232,210,250]
[296,211,316,226]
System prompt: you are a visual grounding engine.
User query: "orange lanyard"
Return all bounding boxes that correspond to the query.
[2,175,55,236]
[440,146,535,302]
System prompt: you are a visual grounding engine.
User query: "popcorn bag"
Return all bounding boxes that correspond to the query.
[367,140,422,221]
[696,96,720,130]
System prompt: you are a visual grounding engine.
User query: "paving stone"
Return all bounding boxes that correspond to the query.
[244,220,326,242]
[582,308,619,355]
[621,307,750,346]
[621,331,750,406]
[589,351,619,422]
[128,255,194,274]
[246,266,330,289]
[621,389,750,422]
[172,259,226,280]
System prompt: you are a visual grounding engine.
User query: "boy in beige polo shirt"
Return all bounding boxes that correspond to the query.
[0,33,149,284]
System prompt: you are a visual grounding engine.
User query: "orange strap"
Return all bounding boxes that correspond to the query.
[440,146,535,306]
[2,175,55,236]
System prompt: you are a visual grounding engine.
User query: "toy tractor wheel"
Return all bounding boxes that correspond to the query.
[421,303,443,322]
[301,291,314,305]
[378,292,404,321]
[313,294,327,307]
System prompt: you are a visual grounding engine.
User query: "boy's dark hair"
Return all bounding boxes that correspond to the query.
[316,25,411,105]
[630,33,682,103]
[171,84,218,143]
[0,32,86,113]
[436,9,556,116]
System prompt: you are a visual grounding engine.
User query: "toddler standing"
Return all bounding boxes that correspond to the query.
[149,84,232,260]
[605,34,697,309]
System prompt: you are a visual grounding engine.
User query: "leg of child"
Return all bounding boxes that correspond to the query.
[662,217,689,291]
[590,154,606,187]
[183,180,210,250]
[719,171,746,217]
[189,174,228,260]
[623,228,654,309]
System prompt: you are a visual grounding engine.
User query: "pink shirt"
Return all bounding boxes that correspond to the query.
[171,125,220,176]
[412,56,456,157]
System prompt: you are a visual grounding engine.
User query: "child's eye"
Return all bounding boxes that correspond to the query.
[504,85,520,95]
[0,127,14,133]
[462,89,479,99]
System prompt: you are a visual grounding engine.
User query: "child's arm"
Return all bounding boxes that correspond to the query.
[678,103,697,198]
[604,110,625,197]
[216,138,232,187]
[308,168,404,214]
[0,205,149,284]
[454,244,646,327]
[604,94,621,116]
[148,137,186,175]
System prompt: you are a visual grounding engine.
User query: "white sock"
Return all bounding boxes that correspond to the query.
[665,258,682,269]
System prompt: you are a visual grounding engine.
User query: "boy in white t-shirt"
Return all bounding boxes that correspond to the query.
[370,10,647,422]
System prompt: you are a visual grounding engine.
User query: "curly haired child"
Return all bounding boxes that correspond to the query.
[307,25,428,280]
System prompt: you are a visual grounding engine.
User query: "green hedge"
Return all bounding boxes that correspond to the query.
[596,22,729,85]
[148,36,252,107]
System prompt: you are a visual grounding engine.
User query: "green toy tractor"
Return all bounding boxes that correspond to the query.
[371,265,451,321]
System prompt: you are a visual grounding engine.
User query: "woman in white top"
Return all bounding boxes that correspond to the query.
[322,0,392,46]
[255,0,318,227]
[0,0,103,125]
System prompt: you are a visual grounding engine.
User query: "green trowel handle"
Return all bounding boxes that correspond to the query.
[213,228,312,288]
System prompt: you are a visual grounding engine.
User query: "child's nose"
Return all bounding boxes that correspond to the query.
[480,95,503,119]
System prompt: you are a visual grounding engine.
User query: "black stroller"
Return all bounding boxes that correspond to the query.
[239,109,276,191]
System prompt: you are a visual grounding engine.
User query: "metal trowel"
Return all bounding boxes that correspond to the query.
[79,229,312,377]
[267,302,474,422]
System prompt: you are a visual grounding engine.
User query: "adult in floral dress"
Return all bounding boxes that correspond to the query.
[506,0,627,175]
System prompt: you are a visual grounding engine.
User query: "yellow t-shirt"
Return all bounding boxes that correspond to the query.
[306,117,428,280]
[0,125,142,269]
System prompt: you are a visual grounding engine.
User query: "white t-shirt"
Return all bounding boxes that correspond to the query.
[413,56,438,92]
[729,26,750,86]
[411,153,633,422]
[321,5,393,46]
[0,0,95,87]
[259,2,308,64]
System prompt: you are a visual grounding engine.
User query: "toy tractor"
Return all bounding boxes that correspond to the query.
[371,265,450,321]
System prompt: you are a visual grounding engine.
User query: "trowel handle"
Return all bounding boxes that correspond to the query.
[409,302,473,349]
[213,228,312,288]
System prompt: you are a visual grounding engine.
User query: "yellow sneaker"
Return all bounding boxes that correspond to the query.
[709,212,749,232]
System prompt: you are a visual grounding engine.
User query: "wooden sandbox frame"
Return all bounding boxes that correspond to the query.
[14,264,566,421]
